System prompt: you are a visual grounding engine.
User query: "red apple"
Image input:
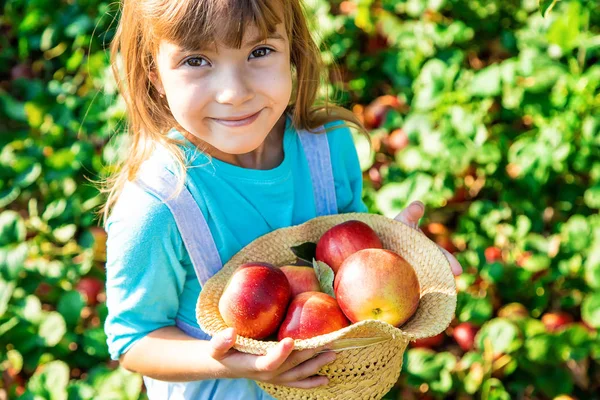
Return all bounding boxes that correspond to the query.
[339,1,357,15]
[453,322,478,351]
[484,247,503,263]
[385,128,409,155]
[363,95,401,129]
[435,235,457,254]
[334,248,420,326]
[279,265,321,297]
[76,277,104,306]
[277,292,350,340]
[447,186,468,204]
[411,332,445,349]
[541,311,573,333]
[219,262,291,339]
[315,220,383,274]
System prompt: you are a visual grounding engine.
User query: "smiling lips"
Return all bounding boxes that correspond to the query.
[212,109,262,127]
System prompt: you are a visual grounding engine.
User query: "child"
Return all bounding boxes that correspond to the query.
[101,0,462,399]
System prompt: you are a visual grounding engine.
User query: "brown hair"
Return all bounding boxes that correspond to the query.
[98,0,368,226]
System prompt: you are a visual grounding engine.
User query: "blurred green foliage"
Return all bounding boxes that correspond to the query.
[1,0,599,399]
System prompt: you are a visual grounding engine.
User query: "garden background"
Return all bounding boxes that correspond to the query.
[1,0,599,399]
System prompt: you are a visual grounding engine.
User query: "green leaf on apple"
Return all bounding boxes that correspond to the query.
[312,259,335,297]
[290,241,317,265]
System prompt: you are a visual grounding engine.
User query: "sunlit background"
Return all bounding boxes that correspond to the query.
[1,0,599,399]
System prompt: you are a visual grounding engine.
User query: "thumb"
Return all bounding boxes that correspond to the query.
[394,201,425,228]
[209,327,237,360]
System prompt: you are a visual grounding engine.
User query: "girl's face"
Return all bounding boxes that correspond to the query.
[151,22,292,156]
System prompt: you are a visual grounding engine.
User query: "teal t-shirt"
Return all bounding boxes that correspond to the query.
[104,115,367,362]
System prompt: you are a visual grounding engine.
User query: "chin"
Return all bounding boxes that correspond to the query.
[219,137,268,155]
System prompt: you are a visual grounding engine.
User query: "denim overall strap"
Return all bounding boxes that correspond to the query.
[136,165,221,341]
[136,166,223,286]
[297,126,338,216]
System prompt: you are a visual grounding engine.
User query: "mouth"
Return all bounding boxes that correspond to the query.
[211,109,263,127]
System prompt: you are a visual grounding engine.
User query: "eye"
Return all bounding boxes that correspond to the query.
[250,47,274,59]
[184,57,209,67]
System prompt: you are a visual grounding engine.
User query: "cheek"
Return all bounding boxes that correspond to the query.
[164,82,207,124]
[260,60,293,101]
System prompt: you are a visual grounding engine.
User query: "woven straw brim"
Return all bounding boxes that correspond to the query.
[197,213,456,400]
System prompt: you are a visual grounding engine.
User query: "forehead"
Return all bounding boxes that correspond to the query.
[158,22,287,59]
[150,0,287,54]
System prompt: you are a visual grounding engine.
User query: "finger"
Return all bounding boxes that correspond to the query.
[254,338,295,372]
[208,328,237,360]
[277,346,328,374]
[280,375,329,389]
[277,351,336,383]
[394,201,425,229]
[439,246,463,275]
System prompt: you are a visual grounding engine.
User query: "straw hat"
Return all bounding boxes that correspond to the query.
[197,213,457,400]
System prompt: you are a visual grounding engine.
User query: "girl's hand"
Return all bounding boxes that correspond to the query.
[208,328,335,389]
[394,201,463,276]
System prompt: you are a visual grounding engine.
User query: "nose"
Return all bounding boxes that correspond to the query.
[214,67,255,106]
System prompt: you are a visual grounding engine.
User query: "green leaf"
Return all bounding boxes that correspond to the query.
[476,318,522,355]
[561,215,591,252]
[0,186,21,208]
[27,360,69,400]
[546,1,580,52]
[520,254,551,273]
[82,327,110,359]
[0,242,30,280]
[535,366,574,398]
[0,211,26,246]
[406,349,456,394]
[539,0,560,18]
[376,174,433,218]
[581,292,600,329]
[14,162,42,188]
[470,65,501,97]
[64,15,93,38]
[557,324,594,361]
[525,334,557,363]
[24,102,46,128]
[312,259,335,297]
[42,199,67,221]
[290,242,317,265]
[413,60,449,110]
[53,224,77,243]
[463,361,484,394]
[457,292,493,325]
[482,378,511,400]
[0,94,26,122]
[351,128,375,172]
[584,247,600,289]
[88,365,143,400]
[0,277,16,317]
[7,349,23,374]
[38,311,67,347]
[66,382,95,400]
[57,290,85,327]
[406,349,442,381]
[584,184,600,209]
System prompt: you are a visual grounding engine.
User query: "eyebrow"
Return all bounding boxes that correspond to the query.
[175,32,285,55]
[245,32,285,46]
